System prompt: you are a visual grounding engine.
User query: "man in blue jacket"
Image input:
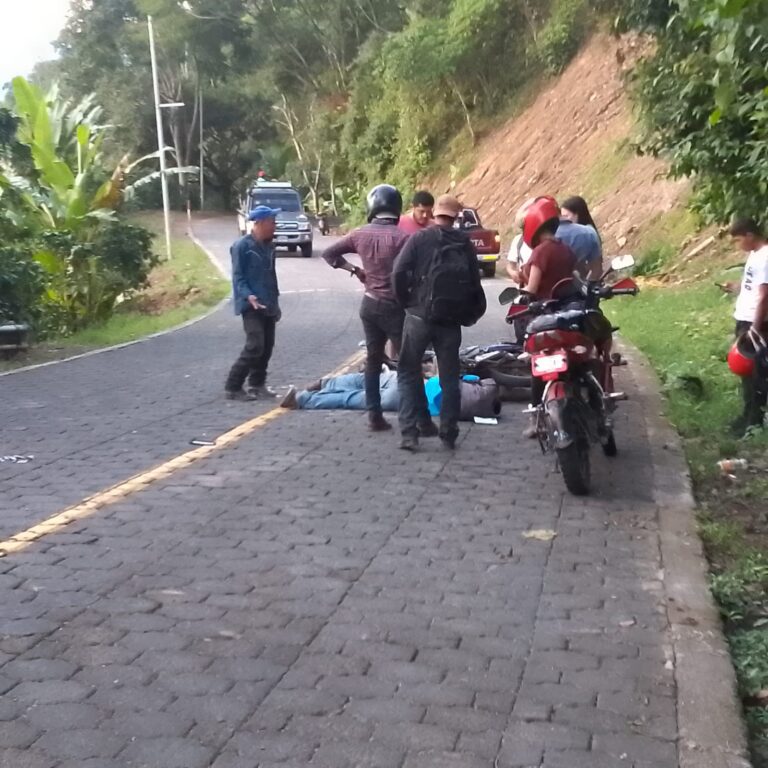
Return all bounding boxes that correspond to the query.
[225,206,282,401]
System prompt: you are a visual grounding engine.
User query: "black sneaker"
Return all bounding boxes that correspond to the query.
[418,420,439,438]
[225,389,258,402]
[369,413,393,432]
[440,433,457,450]
[399,435,419,452]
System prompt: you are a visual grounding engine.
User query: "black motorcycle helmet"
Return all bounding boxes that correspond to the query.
[366,184,403,223]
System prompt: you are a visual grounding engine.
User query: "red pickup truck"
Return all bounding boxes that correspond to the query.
[455,207,501,277]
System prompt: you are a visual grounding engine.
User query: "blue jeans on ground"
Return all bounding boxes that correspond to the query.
[297,371,399,411]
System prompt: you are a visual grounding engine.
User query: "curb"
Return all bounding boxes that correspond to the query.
[619,340,752,768]
[187,225,230,279]
[1,222,231,380]
[0,297,230,379]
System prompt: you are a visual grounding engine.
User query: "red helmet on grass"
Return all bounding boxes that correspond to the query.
[523,196,560,248]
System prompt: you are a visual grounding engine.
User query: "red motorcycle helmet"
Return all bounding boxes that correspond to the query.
[522,196,561,248]
[727,331,766,377]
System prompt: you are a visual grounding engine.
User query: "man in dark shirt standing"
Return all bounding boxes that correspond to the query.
[225,206,282,401]
[392,195,486,452]
[322,185,411,432]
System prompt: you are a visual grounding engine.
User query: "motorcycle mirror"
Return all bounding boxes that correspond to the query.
[499,286,521,305]
[610,255,635,272]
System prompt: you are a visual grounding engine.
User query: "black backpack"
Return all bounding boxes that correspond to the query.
[424,232,478,326]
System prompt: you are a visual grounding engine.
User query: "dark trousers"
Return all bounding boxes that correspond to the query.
[735,321,768,426]
[360,295,404,413]
[225,310,276,392]
[398,313,462,439]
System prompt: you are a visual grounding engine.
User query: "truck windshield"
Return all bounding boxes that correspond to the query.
[251,191,302,212]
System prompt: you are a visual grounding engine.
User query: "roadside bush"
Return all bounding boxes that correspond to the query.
[535,0,591,75]
[634,244,675,277]
[32,221,157,335]
[0,246,47,326]
[730,629,768,697]
[93,221,157,291]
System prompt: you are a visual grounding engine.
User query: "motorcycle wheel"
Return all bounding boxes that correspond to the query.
[602,431,618,457]
[557,440,591,496]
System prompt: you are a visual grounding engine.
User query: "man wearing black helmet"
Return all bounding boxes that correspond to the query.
[322,185,422,433]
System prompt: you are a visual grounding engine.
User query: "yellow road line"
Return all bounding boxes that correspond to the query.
[0,408,285,557]
[0,351,365,558]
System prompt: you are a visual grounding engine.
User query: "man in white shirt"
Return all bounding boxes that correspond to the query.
[730,217,768,433]
[505,232,533,285]
[506,198,536,285]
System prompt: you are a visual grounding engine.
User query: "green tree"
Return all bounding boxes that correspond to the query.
[629,0,768,222]
[1,77,158,333]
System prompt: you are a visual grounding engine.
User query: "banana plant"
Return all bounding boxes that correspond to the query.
[8,77,197,230]
[11,77,112,233]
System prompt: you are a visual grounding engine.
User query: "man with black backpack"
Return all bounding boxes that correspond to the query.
[392,194,487,451]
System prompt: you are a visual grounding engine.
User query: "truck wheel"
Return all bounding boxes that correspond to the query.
[558,440,591,496]
[300,244,313,258]
[481,263,496,278]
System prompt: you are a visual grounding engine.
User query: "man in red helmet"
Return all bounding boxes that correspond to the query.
[728,217,768,434]
[521,196,579,301]
[519,196,579,437]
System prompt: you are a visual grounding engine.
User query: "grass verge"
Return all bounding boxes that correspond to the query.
[610,282,768,767]
[0,212,229,372]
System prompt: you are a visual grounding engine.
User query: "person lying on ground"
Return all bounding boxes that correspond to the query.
[280,371,500,422]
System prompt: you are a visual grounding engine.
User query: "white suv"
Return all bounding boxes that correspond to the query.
[237,180,313,258]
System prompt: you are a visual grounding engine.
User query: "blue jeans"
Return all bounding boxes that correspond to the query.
[297,371,400,411]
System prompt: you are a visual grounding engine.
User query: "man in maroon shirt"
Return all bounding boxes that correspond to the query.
[522,238,578,300]
[322,184,412,432]
[520,196,579,437]
[398,190,435,235]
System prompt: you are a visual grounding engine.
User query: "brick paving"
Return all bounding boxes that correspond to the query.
[0,219,687,767]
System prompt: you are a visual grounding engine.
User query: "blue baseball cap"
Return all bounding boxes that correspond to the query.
[248,205,281,221]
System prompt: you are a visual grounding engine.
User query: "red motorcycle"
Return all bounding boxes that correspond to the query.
[500,256,638,495]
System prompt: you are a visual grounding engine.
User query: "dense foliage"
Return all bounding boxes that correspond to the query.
[0,79,157,335]
[44,0,594,212]
[619,0,768,224]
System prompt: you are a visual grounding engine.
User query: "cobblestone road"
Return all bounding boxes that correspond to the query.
[0,216,722,767]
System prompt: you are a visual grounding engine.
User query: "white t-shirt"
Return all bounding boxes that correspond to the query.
[506,233,532,266]
[735,245,768,322]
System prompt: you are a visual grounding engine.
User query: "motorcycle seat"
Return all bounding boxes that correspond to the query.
[527,309,588,334]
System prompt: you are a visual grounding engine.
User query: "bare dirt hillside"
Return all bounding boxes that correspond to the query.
[437,32,688,253]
